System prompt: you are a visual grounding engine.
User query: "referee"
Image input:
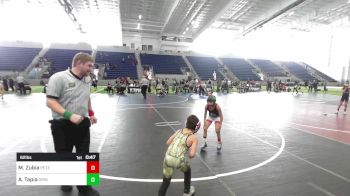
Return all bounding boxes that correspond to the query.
[46,52,99,196]
[140,71,150,99]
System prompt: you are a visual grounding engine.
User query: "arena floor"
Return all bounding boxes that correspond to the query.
[1,91,350,196]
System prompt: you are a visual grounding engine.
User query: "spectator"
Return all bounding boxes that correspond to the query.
[106,82,113,94]
[267,79,272,93]
[9,78,14,91]
[323,80,327,92]
[16,75,25,95]
[92,78,98,90]
[313,80,318,93]
[2,78,8,91]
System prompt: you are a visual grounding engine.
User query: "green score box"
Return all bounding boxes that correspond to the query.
[87,174,100,186]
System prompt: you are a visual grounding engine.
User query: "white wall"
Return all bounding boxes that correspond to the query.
[122,33,190,52]
[122,33,160,51]
[96,45,134,53]
[0,41,42,48]
[49,42,92,51]
[160,41,190,52]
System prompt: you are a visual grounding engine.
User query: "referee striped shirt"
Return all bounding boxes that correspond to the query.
[46,70,91,119]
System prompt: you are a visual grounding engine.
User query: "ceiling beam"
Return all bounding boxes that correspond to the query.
[192,0,240,39]
[161,0,181,32]
[122,19,163,26]
[122,21,163,28]
[292,0,350,26]
[122,31,161,38]
[122,27,161,32]
[236,0,309,37]
[162,0,208,35]
[217,18,246,25]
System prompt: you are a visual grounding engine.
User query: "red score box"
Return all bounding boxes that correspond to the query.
[87,161,99,173]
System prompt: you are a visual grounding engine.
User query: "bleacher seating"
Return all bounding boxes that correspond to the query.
[140,54,186,75]
[95,51,137,79]
[45,49,92,72]
[0,46,41,70]
[280,61,316,82]
[302,63,337,82]
[220,58,260,81]
[186,56,224,80]
[250,59,287,77]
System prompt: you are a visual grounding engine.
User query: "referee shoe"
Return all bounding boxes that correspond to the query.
[60,185,73,192]
[79,187,100,196]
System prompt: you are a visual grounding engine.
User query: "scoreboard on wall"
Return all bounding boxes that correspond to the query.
[16,153,99,186]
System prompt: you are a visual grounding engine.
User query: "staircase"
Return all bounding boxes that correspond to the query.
[307,69,323,81]
[24,47,50,78]
[215,57,238,81]
[244,58,264,80]
[301,62,328,81]
[182,55,198,79]
[273,61,299,81]
[91,49,98,61]
[135,51,143,79]
[98,65,105,80]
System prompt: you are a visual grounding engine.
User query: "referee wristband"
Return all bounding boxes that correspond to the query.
[88,109,94,117]
[63,111,73,120]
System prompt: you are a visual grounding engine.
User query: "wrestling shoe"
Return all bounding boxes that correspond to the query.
[200,143,207,151]
[183,186,195,196]
[217,143,222,151]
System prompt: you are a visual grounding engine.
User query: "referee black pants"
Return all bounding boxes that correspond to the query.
[141,85,148,99]
[49,118,91,192]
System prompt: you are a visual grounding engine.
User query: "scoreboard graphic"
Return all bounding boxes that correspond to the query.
[16,153,99,186]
